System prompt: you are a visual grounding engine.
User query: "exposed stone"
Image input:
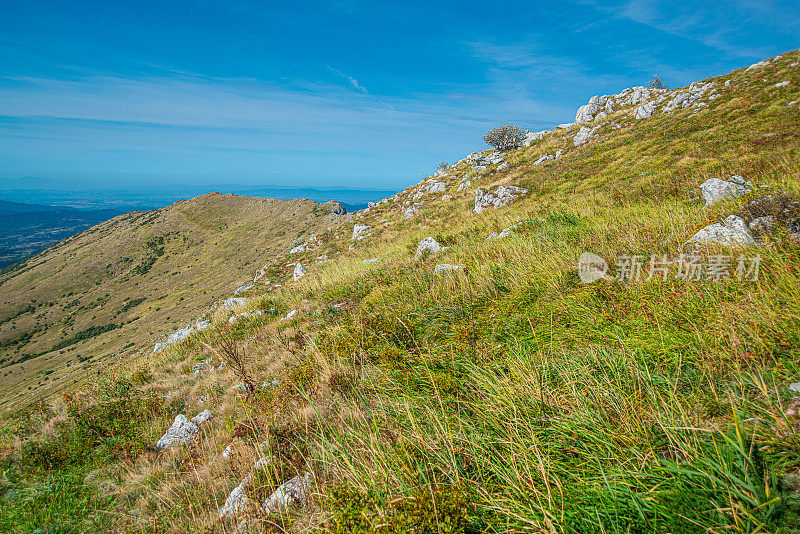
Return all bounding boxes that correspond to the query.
[434,264,464,274]
[457,180,471,192]
[414,237,443,259]
[362,258,380,264]
[700,176,752,207]
[263,473,314,514]
[687,215,757,248]
[233,283,252,296]
[403,202,423,218]
[575,96,603,124]
[746,60,770,71]
[219,476,251,518]
[191,409,213,426]
[474,186,528,214]
[522,130,547,146]
[574,126,595,146]
[293,263,307,281]
[634,102,655,119]
[156,414,199,449]
[775,81,790,88]
[352,224,370,240]
[229,310,264,324]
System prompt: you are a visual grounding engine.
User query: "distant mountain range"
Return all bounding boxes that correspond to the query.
[0,200,122,270]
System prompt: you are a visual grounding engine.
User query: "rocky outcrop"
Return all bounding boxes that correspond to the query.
[700,176,751,207]
[156,414,199,449]
[263,473,314,514]
[414,237,444,259]
[403,202,423,218]
[293,263,307,281]
[434,264,464,274]
[219,476,251,518]
[634,102,655,119]
[474,186,528,214]
[191,409,213,426]
[687,215,756,248]
[352,224,370,240]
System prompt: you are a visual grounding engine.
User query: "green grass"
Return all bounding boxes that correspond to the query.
[1,50,800,533]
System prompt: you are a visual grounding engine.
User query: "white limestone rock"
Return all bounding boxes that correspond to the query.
[522,130,547,146]
[434,264,464,274]
[403,202,423,218]
[687,215,757,248]
[474,186,528,214]
[219,476,251,518]
[293,263,307,281]
[634,102,655,119]
[414,237,443,259]
[700,176,752,207]
[191,409,213,425]
[574,126,593,146]
[352,224,370,240]
[156,414,199,449]
[263,473,314,514]
[775,81,790,88]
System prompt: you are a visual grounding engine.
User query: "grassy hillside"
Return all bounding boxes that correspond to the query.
[0,193,347,411]
[2,51,800,533]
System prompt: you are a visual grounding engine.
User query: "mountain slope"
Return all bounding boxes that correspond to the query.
[1,51,800,533]
[0,193,346,409]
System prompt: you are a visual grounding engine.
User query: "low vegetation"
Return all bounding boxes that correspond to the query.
[1,51,800,533]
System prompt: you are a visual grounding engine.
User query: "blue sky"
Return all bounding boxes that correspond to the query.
[1,0,798,192]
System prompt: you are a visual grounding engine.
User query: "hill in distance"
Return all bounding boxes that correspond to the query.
[0,193,347,409]
[1,50,800,533]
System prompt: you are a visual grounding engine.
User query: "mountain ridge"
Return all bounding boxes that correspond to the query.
[1,49,800,532]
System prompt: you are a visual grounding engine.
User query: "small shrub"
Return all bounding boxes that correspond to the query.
[483,123,525,152]
[648,74,669,89]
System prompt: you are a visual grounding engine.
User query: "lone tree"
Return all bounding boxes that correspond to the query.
[483,123,526,152]
[648,74,669,90]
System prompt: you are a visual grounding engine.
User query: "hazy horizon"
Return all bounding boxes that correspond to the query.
[3,1,799,193]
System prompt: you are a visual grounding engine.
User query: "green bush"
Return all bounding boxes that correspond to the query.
[483,123,525,152]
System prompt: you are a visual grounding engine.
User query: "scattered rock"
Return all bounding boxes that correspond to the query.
[156,414,199,449]
[229,310,264,324]
[352,224,370,240]
[219,476,251,518]
[775,81,790,88]
[522,130,547,146]
[263,473,314,514]
[574,126,597,146]
[293,264,307,281]
[403,202,423,218]
[456,180,471,192]
[233,283,252,296]
[746,59,770,70]
[687,215,756,248]
[790,383,800,395]
[414,237,443,259]
[282,309,297,321]
[191,409,213,426]
[700,176,752,207]
[473,186,528,214]
[634,102,655,119]
[434,264,464,274]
